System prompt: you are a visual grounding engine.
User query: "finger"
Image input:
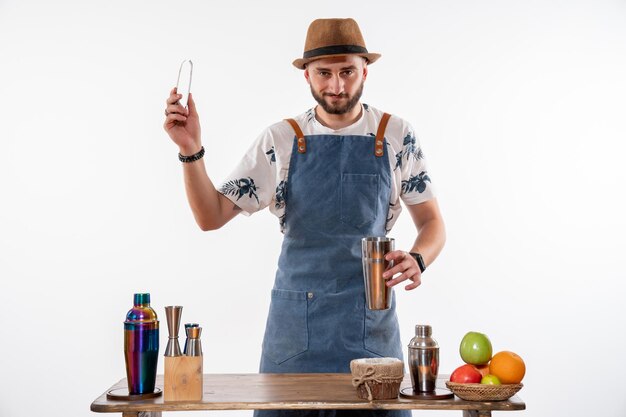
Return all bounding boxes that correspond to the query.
[386,269,416,287]
[164,113,188,126]
[166,92,183,106]
[405,277,421,290]
[385,275,406,287]
[166,102,189,116]
[167,111,188,120]
[187,93,197,115]
[384,250,405,261]
[382,263,403,279]
[382,258,411,279]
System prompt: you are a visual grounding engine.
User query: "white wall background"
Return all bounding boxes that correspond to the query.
[1,0,625,416]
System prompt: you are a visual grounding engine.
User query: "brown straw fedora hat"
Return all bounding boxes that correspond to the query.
[292,18,381,69]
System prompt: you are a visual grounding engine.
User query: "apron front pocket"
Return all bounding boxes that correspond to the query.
[262,288,309,365]
[340,173,379,229]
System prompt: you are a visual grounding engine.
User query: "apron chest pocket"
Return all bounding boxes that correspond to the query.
[262,288,309,365]
[340,173,379,229]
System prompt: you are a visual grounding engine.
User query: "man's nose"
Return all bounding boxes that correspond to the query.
[327,75,344,94]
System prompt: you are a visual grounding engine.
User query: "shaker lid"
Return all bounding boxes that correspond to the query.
[416,324,432,337]
[408,324,438,348]
[134,293,151,306]
[125,293,158,323]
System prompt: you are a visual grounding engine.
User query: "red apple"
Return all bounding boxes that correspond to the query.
[450,364,482,383]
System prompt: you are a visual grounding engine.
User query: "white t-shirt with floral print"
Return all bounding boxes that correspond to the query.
[218,104,435,233]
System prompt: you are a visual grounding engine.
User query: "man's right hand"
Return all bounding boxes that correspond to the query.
[163,87,202,156]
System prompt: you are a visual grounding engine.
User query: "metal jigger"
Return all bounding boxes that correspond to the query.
[184,324,202,356]
[182,323,198,354]
[164,306,183,357]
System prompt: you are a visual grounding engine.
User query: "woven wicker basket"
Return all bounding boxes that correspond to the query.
[445,382,523,401]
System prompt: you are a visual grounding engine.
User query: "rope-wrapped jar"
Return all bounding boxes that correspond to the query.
[350,358,404,401]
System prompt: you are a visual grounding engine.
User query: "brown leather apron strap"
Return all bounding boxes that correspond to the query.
[284,118,306,154]
[375,112,391,157]
[286,114,390,156]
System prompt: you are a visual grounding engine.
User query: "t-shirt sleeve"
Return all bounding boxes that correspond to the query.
[217,128,277,216]
[398,122,436,205]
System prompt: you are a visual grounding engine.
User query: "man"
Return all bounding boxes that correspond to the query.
[164,18,445,417]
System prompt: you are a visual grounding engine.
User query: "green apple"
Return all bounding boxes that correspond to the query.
[480,374,501,385]
[459,331,493,365]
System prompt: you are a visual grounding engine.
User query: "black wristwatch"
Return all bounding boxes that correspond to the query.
[409,252,426,273]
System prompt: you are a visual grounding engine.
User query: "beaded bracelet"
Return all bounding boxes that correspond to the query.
[179,146,205,163]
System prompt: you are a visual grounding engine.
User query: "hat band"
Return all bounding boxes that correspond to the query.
[302,44,369,59]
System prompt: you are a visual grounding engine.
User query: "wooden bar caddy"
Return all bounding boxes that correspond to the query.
[164,355,203,401]
[163,307,203,402]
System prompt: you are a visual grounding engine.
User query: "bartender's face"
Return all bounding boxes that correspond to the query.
[305,55,368,115]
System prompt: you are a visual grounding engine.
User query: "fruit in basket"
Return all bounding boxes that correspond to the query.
[480,374,501,385]
[489,351,526,384]
[459,331,493,365]
[450,364,482,383]
[475,364,490,377]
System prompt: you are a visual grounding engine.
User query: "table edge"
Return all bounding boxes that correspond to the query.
[90,374,526,413]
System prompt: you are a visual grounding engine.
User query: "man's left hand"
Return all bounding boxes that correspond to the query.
[382,251,422,290]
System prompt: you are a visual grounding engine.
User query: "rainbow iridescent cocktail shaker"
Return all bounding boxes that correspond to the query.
[124,293,159,394]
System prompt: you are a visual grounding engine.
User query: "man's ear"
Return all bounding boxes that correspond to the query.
[363,63,368,81]
[304,67,311,84]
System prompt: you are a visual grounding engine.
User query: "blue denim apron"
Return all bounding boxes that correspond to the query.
[255,115,409,417]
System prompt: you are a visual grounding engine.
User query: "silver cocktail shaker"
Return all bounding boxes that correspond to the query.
[408,324,439,393]
[361,237,394,310]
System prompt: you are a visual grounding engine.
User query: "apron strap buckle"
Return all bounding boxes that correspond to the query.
[285,119,307,154]
[375,112,392,157]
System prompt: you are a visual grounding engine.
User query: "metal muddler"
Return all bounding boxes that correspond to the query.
[184,325,202,357]
[164,306,183,357]
[408,324,439,393]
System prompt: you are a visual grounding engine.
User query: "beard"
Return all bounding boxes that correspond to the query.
[310,81,364,115]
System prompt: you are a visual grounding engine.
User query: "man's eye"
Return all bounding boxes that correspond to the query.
[318,72,330,77]
[342,70,354,76]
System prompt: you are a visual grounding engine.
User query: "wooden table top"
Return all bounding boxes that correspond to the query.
[90,374,525,413]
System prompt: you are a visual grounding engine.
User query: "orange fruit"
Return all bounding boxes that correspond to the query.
[489,351,525,384]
